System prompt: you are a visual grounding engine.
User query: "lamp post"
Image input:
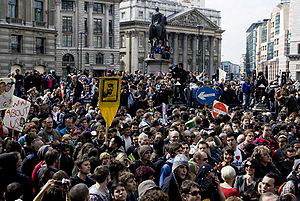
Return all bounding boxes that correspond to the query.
[79,32,85,71]
[197,25,205,75]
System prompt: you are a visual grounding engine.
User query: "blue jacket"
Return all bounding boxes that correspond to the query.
[242,82,250,94]
[159,158,174,188]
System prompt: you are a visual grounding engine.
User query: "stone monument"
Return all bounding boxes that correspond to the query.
[145,7,170,75]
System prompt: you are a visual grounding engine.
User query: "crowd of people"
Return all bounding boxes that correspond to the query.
[1,65,300,201]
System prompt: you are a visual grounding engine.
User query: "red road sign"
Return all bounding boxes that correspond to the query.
[212,101,228,119]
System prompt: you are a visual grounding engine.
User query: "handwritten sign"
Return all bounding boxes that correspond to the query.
[0,78,15,110]
[3,96,31,131]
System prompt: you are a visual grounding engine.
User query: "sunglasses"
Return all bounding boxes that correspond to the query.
[189,190,201,196]
[245,164,255,169]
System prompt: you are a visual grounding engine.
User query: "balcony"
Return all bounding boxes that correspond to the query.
[33,21,46,27]
[6,17,23,25]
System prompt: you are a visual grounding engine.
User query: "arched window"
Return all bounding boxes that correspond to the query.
[85,53,89,64]
[96,52,104,64]
[110,53,114,64]
[62,53,75,67]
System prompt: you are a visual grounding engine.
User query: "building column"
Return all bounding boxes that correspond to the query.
[183,34,188,70]
[105,4,110,48]
[88,2,93,48]
[209,36,215,80]
[192,35,197,72]
[216,38,222,74]
[173,33,178,65]
[131,31,139,73]
[55,1,61,47]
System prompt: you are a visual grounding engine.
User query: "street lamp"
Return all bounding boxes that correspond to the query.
[197,25,205,75]
[79,32,86,71]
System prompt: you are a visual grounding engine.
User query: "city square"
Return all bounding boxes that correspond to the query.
[1,0,300,201]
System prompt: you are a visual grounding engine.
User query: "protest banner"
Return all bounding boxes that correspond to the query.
[0,78,15,110]
[3,96,31,132]
[98,77,121,144]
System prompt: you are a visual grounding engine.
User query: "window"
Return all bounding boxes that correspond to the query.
[109,5,114,15]
[267,42,274,60]
[138,34,143,47]
[138,11,143,18]
[94,35,102,48]
[121,12,125,19]
[262,25,267,43]
[8,0,17,18]
[84,18,88,33]
[85,53,89,64]
[120,35,126,48]
[93,3,104,14]
[109,36,113,48]
[34,0,43,22]
[84,34,88,47]
[275,14,280,35]
[62,34,72,47]
[93,19,102,34]
[96,53,104,64]
[10,35,22,53]
[298,44,300,54]
[109,20,113,35]
[84,2,89,12]
[109,20,113,48]
[36,37,45,54]
[62,1,74,11]
[110,54,114,64]
[62,16,72,32]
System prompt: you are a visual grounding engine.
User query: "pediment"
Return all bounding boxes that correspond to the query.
[167,8,219,30]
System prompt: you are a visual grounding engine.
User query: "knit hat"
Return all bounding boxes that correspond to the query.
[138,145,152,159]
[138,180,159,198]
[172,154,189,173]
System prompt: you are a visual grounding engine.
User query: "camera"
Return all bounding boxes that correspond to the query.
[54,178,71,188]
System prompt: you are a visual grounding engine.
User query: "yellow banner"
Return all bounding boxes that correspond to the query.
[98,77,121,128]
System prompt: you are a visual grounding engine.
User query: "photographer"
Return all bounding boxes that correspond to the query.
[33,178,71,201]
[195,163,225,201]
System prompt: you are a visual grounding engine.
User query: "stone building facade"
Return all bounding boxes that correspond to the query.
[55,0,121,76]
[119,0,223,79]
[0,0,56,77]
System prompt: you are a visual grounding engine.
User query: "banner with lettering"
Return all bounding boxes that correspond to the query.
[3,96,31,131]
[0,78,15,110]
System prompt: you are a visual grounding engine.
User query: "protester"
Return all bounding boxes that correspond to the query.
[2,68,300,200]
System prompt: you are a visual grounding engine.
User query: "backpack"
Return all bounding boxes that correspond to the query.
[153,158,173,185]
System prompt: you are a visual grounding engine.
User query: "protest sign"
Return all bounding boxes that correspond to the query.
[3,96,31,132]
[98,77,121,144]
[0,78,15,110]
[219,68,227,83]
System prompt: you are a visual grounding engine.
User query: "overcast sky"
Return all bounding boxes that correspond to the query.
[205,0,281,64]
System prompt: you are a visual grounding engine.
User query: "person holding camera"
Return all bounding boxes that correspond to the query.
[195,163,225,201]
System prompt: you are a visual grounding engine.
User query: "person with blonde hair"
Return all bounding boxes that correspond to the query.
[220,166,240,198]
[251,145,280,179]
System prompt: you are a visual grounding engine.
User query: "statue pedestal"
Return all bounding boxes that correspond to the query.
[144,56,170,75]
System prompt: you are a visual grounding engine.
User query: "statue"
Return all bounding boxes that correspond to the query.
[149,7,168,58]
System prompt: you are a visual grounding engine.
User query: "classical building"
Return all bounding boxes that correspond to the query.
[288,0,300,80]
[119,0,223,79]
[55,0,121,76]
[0,0,56,77]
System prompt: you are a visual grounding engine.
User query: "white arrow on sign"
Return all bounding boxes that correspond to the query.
[198,92,216,100]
